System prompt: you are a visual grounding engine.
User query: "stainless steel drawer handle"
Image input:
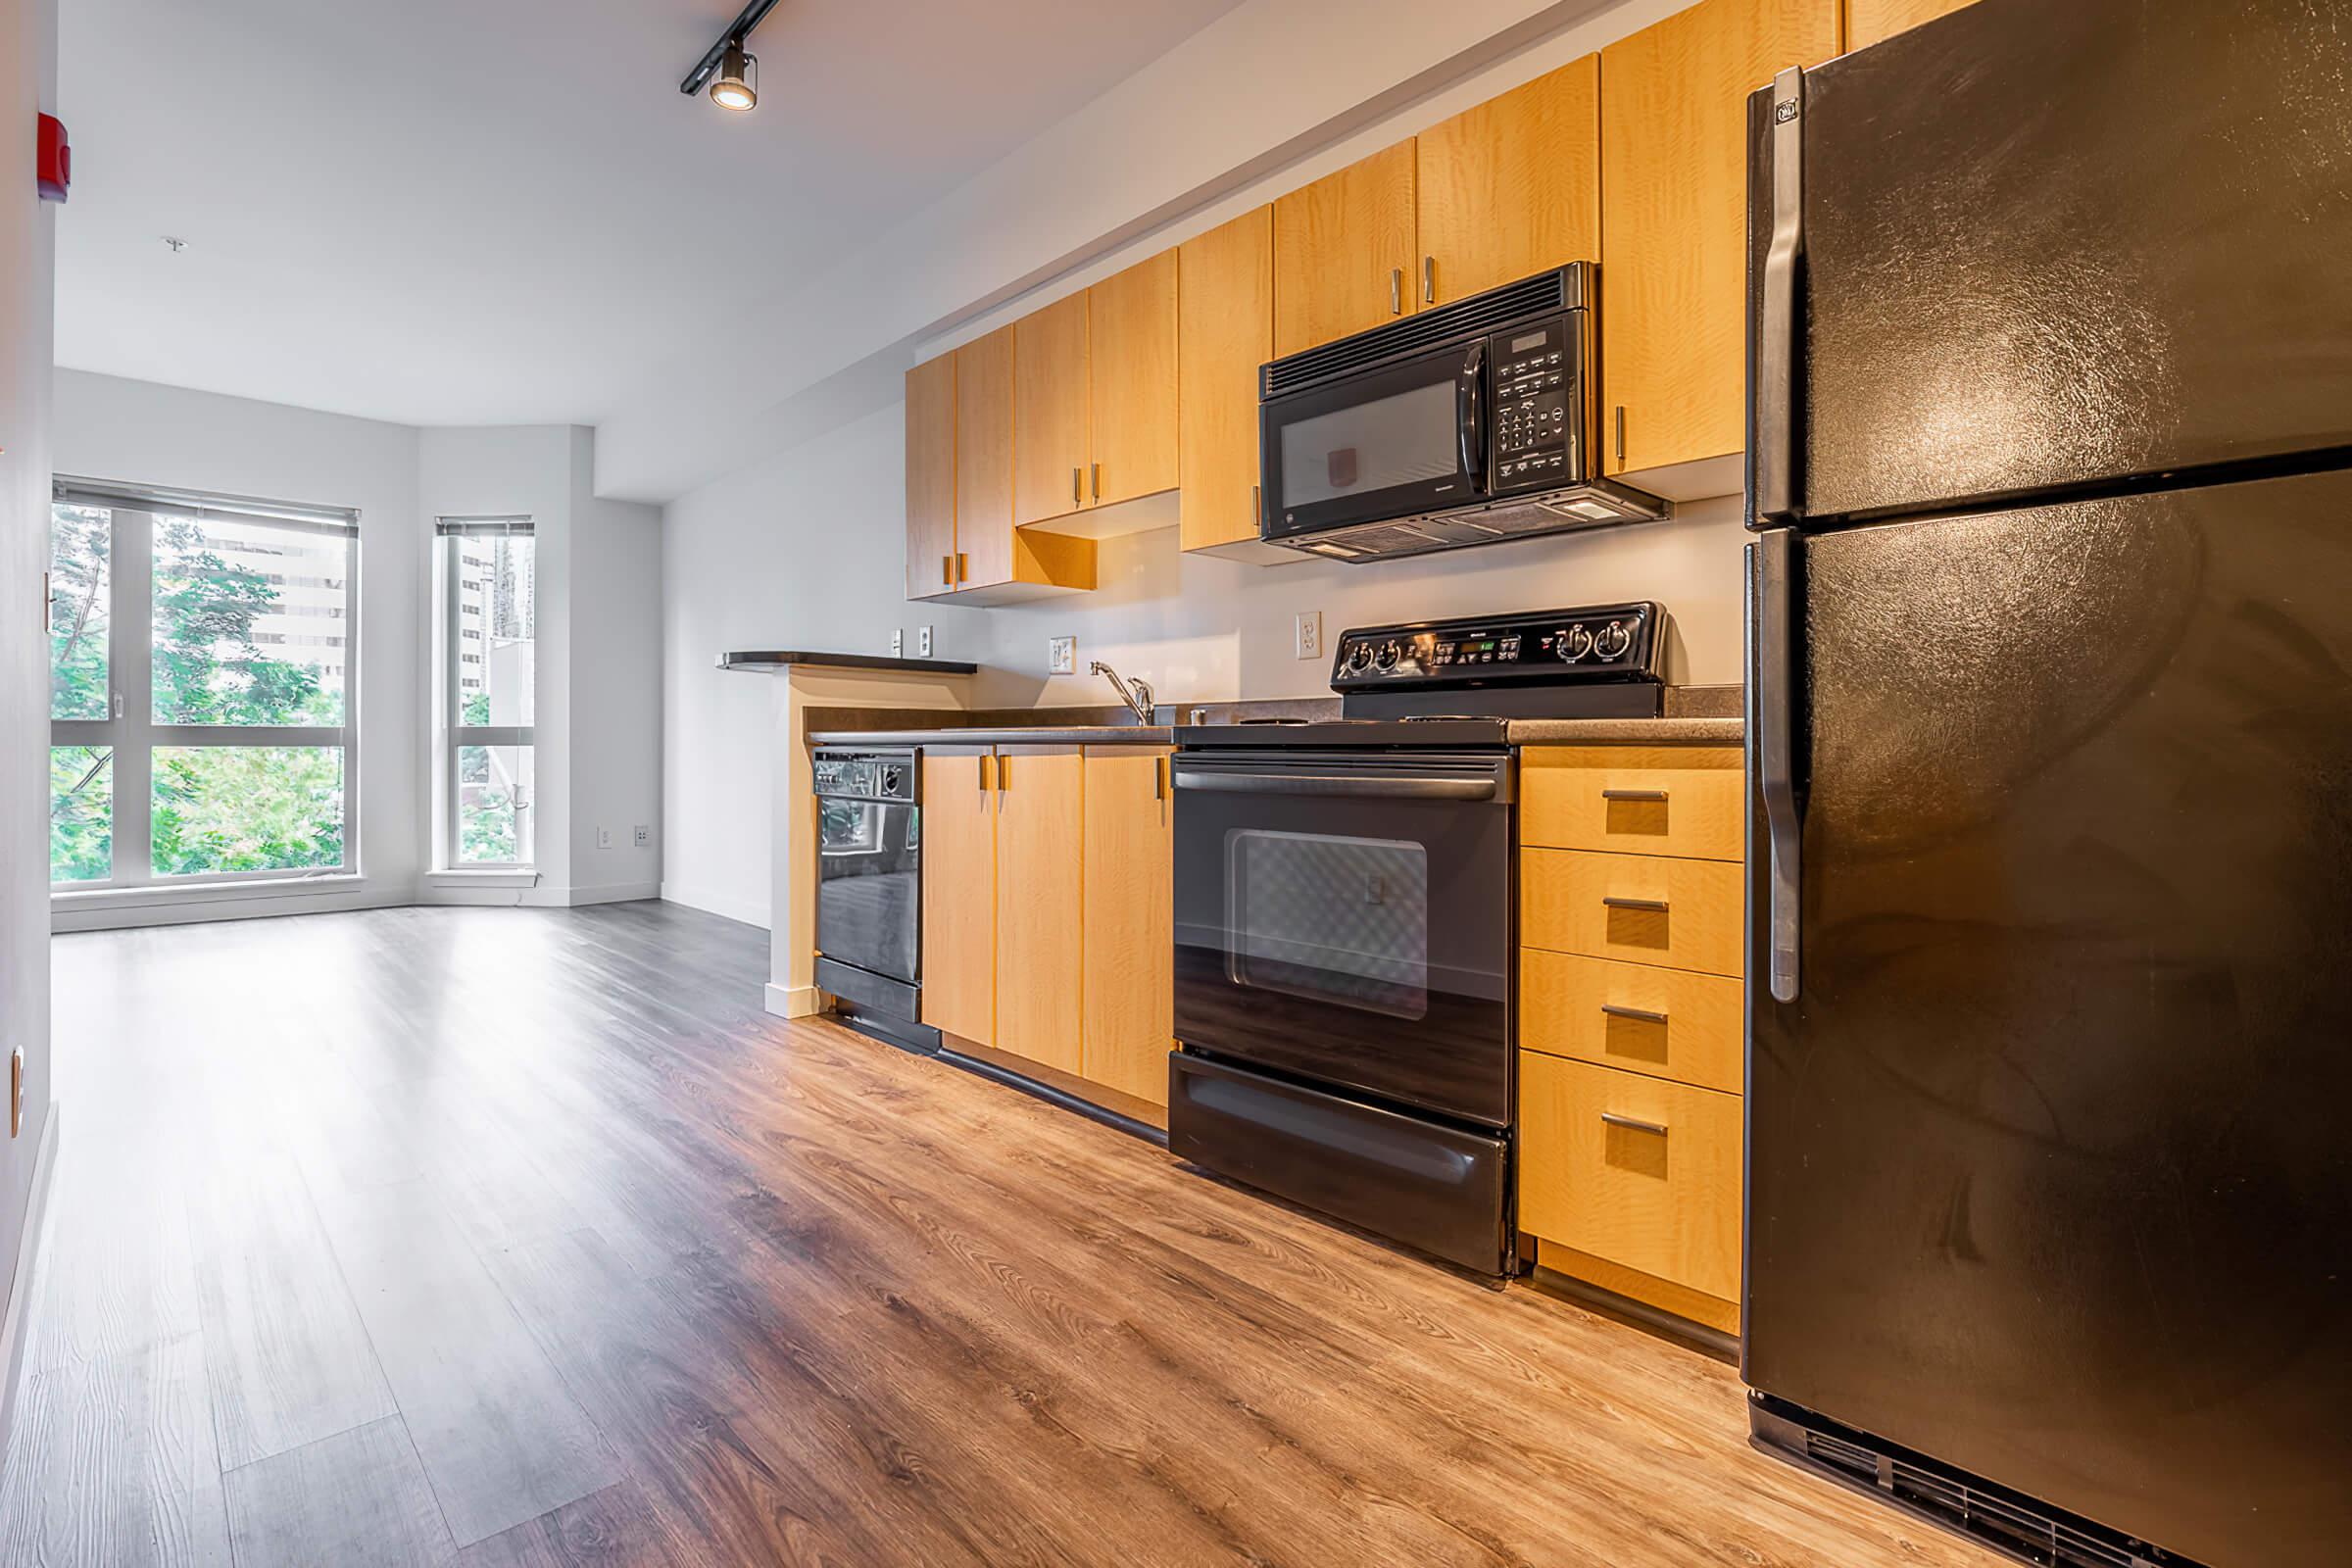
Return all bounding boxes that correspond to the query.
[1601,1111,1669,1137]
[1600,788,1669,803]
[1599,1004,1669,1026]
[1601,896,1670,913]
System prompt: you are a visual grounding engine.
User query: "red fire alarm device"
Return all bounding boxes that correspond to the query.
[37,114,68,203]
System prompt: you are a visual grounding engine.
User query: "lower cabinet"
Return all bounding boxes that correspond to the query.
[1516,742,1747,1334]
[916,743,1173,1110]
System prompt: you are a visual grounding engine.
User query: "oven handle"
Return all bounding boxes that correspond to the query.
[1172,765,1501,803]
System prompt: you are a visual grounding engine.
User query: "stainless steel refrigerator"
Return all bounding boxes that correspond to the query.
[1740,3,2352,1566]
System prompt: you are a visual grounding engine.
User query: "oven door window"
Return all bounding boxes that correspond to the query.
[1228,830,1428,1020]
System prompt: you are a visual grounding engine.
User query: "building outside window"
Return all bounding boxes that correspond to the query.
[437,518,535,867]
[48,480,359,890]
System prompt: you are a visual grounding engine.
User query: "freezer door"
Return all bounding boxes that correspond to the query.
[1755,0,2352,523]
[1745,472,2352,1568]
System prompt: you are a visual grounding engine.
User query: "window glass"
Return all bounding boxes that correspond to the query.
[50,746,112,883]
[153,514,349,725]
[152,746,344,876]
[454,535,533,727]
[458,744,534,864]
[50,505,110,720]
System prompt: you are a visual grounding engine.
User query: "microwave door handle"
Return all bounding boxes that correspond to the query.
[1458,342,1486,487]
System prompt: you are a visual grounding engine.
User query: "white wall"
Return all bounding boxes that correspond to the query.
[53,368,426,922]
[564,427,662,904]
[0,0,58,1409]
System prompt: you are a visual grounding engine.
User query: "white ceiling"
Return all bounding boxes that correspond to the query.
[53,0,1249,429]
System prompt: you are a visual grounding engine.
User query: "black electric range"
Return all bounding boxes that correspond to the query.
[1165,603,1668,1276]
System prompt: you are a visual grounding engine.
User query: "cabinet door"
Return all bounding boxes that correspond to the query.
[904,353,957,599]
[1081,749,1173,1106]
[1012,292,1092,527]
[1272,139,1419,358]
[992,747,1084,1074]
[1599,0,1838,475]
[920,749,996,1046]
[954,327,1016,589]
[1088,251,1179,508]
[1415,55,1599,307]
[1845,0,1973,49]
[1178,207,1274,554]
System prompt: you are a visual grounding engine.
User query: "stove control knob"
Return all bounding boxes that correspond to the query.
[1560,625,1594,662]
[1373,641,1400,672]
[1345,642,1373,673]
[1594,620,1633,661]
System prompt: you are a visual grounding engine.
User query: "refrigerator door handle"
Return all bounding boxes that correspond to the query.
[1753,65,1805,525]
[1752,530,1801,1003]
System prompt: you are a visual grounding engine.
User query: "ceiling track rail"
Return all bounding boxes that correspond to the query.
[679,0,785,96]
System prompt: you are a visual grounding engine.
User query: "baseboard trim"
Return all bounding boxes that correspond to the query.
[53,886,410,932]
[562,881,661,907]
[764,983,821,1018]
[659,883,770,928]
[0,1101,62,1456]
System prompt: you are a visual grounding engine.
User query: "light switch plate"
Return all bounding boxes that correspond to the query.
[598,825,613,849]
[1048,635,1077,675]
[918,626,934,658]
[890,628,904,658]
[1295,611,1323,662]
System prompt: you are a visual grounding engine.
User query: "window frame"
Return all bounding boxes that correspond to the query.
[49,478,363,894]
[436,516,535,871]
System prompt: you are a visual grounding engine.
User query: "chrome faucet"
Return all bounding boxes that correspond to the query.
[1091,662,1155,726]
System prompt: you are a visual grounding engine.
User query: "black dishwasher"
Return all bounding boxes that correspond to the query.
[812,747,930,1050]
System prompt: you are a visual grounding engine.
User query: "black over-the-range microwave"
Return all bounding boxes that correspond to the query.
[1256,263,1670,563]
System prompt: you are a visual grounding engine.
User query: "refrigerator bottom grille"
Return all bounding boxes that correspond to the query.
[1754,1396,2190,1568]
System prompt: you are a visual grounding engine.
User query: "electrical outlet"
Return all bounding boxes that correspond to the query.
[633,824,651,848]
[1295,611,1323,662]
[918,626,934,658]
[890,628,904,658]
[598,825,613,850]
[1048,635,1077,675]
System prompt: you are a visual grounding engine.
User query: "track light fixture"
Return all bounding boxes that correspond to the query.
[681,0,783,113]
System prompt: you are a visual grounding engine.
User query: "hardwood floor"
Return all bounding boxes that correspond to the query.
[1,903,2004,1566]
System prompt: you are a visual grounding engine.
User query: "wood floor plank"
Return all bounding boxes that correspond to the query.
[318,1179,621,1547]
[0,1333,231,1567]
[13,903,2010,1568]
[186,1151,398,1468]
[222,1415,458,1568]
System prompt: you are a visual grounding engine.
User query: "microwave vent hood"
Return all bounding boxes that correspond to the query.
[1285,480,1670,564]
[1261,269,1587,399]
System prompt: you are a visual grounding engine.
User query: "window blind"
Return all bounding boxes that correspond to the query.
[435,515,535,537]
[54,474,360,535]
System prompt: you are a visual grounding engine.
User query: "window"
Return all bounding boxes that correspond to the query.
[437,518,534,867]
[49,480,359,889]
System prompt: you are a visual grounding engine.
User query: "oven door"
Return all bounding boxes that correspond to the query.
[814,796,921,986]
[1171,750,1513,1127]
[1259,341,1487,543]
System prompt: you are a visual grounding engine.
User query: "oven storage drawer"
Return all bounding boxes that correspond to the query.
[1168,1053,1512,1275]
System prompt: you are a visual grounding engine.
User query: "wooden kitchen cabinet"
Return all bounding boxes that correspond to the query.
[905,352,957,600]
[1272,139,1420,358]
[1081,748,1174,1106]
[919,748,997,1047]
[1599,0,1838,478]
[954,327,1019,588]
[1415,55,1599,308]
[1012,292,1093,527]
[992,746,1086,1075]
[1088,252,1180,509]
[1177,207,1280,557]
[1844,0,1974,50]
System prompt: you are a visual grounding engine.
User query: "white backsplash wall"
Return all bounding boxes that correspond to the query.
[660,397,1745,927]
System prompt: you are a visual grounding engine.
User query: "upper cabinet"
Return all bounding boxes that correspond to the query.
[1272,140,1420,359]
[1177,207,1283,560]
[1600,0,1839,479]
[1844,0,1975,50]
[1088,251,1180,509]
[1416,55,1599,308]
[904,352,956,600]
[1013,291,1093,528]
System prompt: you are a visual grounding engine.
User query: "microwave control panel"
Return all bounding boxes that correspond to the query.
[1332,602,1661,687]
[1490,317,1575,489]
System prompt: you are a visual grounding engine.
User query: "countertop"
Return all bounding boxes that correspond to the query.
[812,725,1173,746]
[1507,716,1743,745]
[718,650,980,675]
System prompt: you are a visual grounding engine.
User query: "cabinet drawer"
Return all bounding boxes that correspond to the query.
[1521,746,1743,860]
[1519,951,1742,1094]
[1518,1053,1741,1302]
[1521,849,1741,976]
